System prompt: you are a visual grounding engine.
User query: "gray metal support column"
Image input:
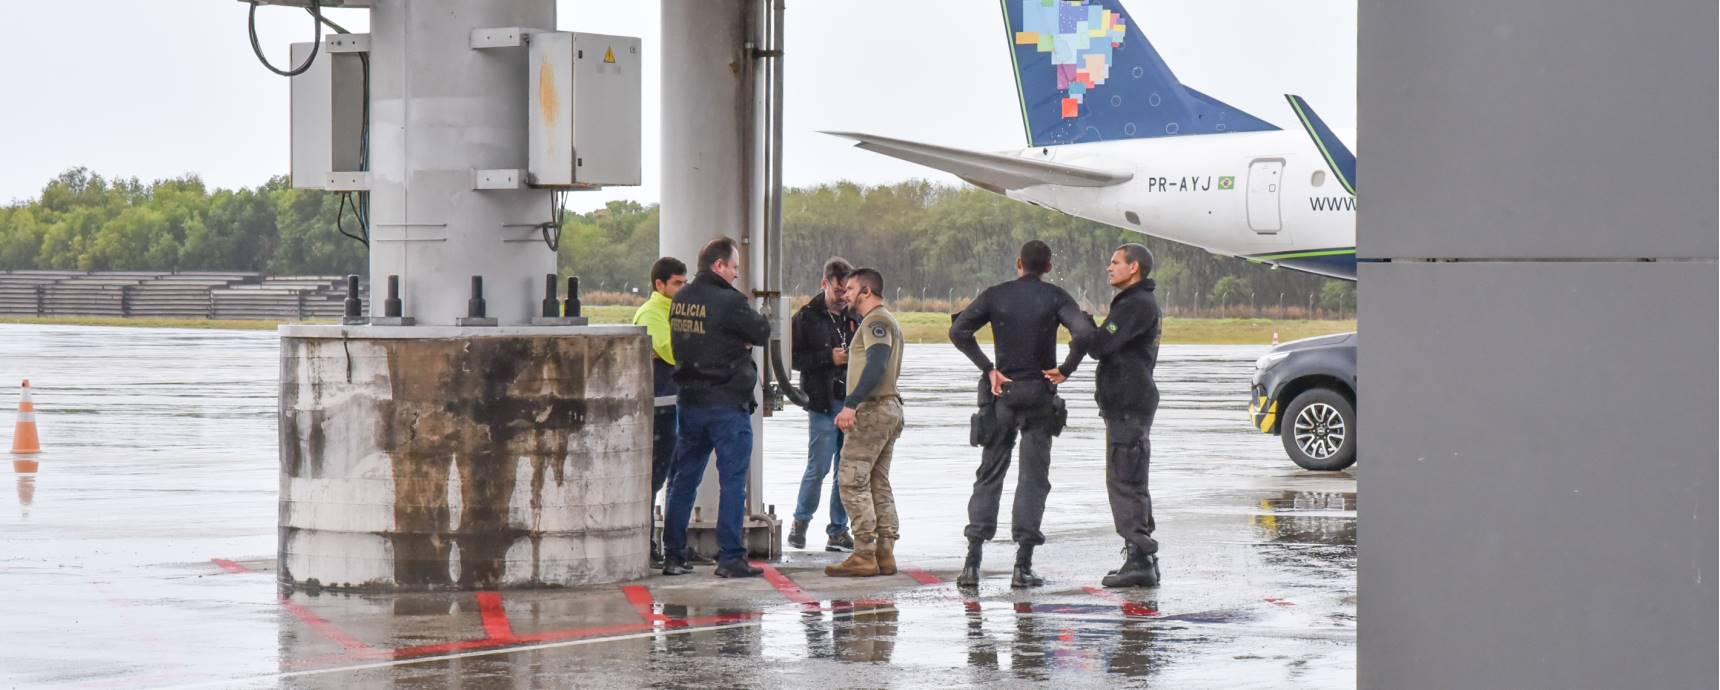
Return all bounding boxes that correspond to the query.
[1358,0,1717,687]
[660,0,778,556]
[368,0,558,325]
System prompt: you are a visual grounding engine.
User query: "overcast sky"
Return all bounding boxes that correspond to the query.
[0,1,1354,212]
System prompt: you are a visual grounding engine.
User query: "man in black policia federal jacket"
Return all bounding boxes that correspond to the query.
[661,237,772,579]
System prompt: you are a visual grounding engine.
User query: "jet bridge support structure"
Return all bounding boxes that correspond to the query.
[250,0,654,590]
[657,0,788,560]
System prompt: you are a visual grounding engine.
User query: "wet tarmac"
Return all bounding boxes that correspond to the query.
[0,324,1356,688]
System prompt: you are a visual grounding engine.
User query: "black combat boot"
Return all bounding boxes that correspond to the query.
[714,558,764,578]
[662,552,692,576]
[956,539,984,587]
[788,519,809,549]
[1101,545,1160,588]
[1011,545,1045,588]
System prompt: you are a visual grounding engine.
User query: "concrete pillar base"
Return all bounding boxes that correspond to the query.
[278,325,652,591]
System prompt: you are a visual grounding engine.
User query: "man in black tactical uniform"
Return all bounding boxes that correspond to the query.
[1071,243,1164,588]
[949,240,1094,588]
[662,237,773,579]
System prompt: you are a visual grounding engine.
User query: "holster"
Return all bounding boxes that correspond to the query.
[1048,396,1068,437]
[970,374,1000,447]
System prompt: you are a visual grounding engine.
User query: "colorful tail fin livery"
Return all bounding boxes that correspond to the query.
[1002,0,1279,146]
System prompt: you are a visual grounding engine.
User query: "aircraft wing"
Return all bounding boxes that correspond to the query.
[822,131,1132,192]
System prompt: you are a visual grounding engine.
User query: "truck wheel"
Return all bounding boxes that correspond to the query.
[1280,388,1356,471]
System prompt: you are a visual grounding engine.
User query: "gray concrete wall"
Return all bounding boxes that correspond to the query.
[1358,0,1718,688]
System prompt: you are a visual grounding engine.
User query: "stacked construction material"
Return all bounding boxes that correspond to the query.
[212,276,364,320]
[127,272,260,318]
[0,271,80,315]
[42,273,166,317]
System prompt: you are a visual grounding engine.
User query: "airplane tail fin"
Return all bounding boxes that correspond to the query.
[1285,94,1356,195]
[1000,0,1278,147]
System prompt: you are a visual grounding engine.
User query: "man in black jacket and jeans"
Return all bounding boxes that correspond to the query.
[949,240,1094,589]
[1071,243,1163,588]
[662,237,773,578]
[789,257,859,552]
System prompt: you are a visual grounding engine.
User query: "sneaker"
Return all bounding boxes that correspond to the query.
[684,547,716,565]
[662,554,692,576]
[825,530,854,553]
[788,520,809,549]
[714,560,763,578]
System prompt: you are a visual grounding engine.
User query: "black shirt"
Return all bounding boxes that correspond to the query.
[670,271,773,411]
[949,274,1093,380]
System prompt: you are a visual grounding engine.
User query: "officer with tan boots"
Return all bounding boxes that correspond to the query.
[825,268,906,578]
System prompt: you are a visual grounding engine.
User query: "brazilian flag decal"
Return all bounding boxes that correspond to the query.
[1218,176,1235,190]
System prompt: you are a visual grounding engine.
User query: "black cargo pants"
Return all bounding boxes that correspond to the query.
[964,399,1059,547]
[1103,402,1159,555]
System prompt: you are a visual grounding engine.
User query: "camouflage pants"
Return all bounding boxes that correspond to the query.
[838,397,905,546]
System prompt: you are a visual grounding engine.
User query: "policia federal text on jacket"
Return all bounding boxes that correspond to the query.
[948,240,1096,589]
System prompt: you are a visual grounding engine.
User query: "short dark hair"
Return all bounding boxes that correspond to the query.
[650,256,688,286]
[848,267,884,297]
[822,257,853,284]
[1115,243,1155,277]
[698,237,739,273]
[1020,240,1052,276]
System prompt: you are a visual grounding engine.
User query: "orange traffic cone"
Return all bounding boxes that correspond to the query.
[12,379,41,455]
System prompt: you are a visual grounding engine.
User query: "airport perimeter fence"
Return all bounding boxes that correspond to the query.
[0,271,364,321]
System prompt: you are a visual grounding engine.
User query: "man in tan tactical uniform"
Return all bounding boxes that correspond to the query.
[826,267,905,577]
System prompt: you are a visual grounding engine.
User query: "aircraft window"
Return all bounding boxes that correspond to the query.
[1125,211,1141,225]
[1311,170,1327,187]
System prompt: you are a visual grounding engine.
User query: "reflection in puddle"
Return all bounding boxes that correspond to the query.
[13,457,37,517]
[1253,490,1356,546]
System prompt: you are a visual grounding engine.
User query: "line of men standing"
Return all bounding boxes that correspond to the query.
[636,235,1162,588]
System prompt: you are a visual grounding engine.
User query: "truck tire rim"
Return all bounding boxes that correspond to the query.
[1294,402,1346,460]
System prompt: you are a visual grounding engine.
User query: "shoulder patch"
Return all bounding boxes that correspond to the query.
[871,324,888,339]
[1105,322,1119,333]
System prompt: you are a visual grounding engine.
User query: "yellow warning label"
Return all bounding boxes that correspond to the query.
[604,47,615,64]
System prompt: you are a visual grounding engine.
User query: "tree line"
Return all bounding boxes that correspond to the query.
[0,169,1354,316]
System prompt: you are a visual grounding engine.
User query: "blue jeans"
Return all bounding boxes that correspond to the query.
[794,404,849,536]
[663,403,753,563]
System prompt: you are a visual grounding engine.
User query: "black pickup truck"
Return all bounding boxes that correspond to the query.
[1249,333,1357,471]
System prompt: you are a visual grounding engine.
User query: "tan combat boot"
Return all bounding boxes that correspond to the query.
[825,539,880,577]
[875,537,898,575]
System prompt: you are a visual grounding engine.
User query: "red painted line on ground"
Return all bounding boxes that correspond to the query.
[751,560,818,607]
[1083,585,1160,617]
[476,592,515,640]
[621,584,666,624]
[386,613,759,660]
[1266,597,1296,607]
[211,558,251,574]
[279,599,383,653]
[900,566,943,586]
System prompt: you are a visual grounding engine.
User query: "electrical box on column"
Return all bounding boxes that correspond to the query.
[528,32,642,188]
[289,38,369,191]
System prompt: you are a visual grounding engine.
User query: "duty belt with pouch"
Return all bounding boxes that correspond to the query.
[1000,377,1068,437]
[969,373,1068,446]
